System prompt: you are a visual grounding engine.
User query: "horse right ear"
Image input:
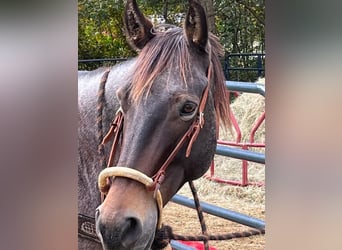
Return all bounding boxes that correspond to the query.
[184,0,208,52]
[124,0,155,51]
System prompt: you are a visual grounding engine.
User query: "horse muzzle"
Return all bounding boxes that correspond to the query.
[96,167,166,250]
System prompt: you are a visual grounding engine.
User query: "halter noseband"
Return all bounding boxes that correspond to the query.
[98,59,213,232]
[98,167,164,229]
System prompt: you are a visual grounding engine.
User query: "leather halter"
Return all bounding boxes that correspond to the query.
[98,59,213,230]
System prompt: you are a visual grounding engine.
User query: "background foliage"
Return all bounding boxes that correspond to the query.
[78,0,265,81]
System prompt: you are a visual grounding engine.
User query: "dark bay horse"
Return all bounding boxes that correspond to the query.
[78,0,230,249]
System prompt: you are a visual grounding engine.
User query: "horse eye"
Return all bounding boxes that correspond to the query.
[182,103,196,113]
[180,101,197,119]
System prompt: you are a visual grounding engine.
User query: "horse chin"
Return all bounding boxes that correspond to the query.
[100,236,154,250]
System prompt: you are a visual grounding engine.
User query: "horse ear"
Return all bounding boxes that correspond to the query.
[184,0,208,52]
[124,0,155,51]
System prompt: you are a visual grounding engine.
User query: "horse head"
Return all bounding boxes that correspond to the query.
[95,1,230,249]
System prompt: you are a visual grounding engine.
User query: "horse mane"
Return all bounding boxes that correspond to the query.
[129,25,231,130]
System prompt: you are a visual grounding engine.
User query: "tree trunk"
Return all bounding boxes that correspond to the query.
[163,0,169,23]
[198,0,216,34]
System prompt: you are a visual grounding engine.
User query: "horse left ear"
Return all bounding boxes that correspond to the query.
[124,0,155,51]
[184,0,208,52]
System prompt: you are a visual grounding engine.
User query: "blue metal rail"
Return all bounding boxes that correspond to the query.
[171,194,265,230]
[216,144,265,164]
[226,81,265,97]
[170,240,196,250]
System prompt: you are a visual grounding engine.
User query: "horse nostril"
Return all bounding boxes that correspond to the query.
[120,217,142,248]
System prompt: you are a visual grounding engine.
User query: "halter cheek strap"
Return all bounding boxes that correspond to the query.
[101,108,124,166]
[147,61,213,195]
[97,108,124,197]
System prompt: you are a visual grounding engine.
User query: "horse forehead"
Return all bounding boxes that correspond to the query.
[152,70,206,95]
[147,83,202,105]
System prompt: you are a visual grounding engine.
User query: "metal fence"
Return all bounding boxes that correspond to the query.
[224,53,265,81]
[78,53,265,82]
[78,58,128,71]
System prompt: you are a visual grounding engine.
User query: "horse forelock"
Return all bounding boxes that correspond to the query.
[129,26,189,101]
[129,25,231,131]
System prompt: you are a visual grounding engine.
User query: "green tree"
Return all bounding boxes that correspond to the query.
[78,0,135,61]
[78,0,265,78]
[216,0,264,53]
[215,0,265,81]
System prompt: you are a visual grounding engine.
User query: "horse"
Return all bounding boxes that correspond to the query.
[78,0,230,249]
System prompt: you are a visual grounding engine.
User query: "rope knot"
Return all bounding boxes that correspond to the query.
[147,170,166,198]
[152,225,174,250]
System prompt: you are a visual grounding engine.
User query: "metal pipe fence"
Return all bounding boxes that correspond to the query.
[224,53,265,81]
[78,53,265,82]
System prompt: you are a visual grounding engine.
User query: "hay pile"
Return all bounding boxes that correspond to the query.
[162,78,266,250]
[221,77,265,143]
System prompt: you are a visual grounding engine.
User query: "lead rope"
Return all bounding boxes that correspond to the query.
[188,181,209,250]
[153,181,265,249]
